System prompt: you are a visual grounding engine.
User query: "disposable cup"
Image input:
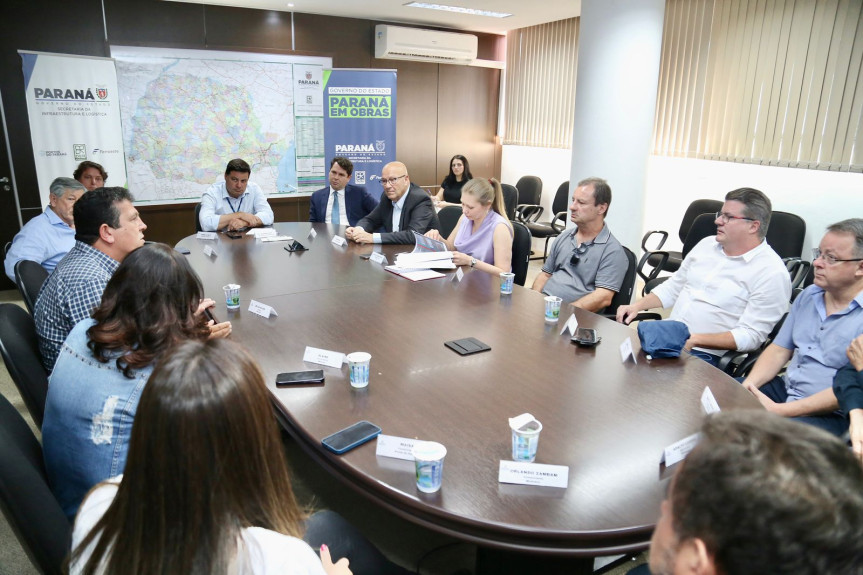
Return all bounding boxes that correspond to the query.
[412,441,447,493]
[346,352,372,388]
[500,272,515,295]
[222,284,241,310]
[511,418,543,462]
[544,296,562,322]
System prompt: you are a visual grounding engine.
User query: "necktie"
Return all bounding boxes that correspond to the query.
[331,191,340,225]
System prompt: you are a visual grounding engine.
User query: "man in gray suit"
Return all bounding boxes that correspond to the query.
[345,161,439,245]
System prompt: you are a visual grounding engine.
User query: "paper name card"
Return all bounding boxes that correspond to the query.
[619,337,637,364]
[701,386,720,414]
[196,232,217,240]
[248,300,278,318]
[660,433,700,467]
[369,252,388,265]
[375,435,417,461]
[452,267,464,282]
[498,461,569,488]
[261,235,293,243]
[332,235,347,247]
[303,346,345,369]
[308,227,318,239]
[559,313,578,336]
[202,245,218,258]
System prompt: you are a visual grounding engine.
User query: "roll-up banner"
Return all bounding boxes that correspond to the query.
[20,51,126,207]
[323,69,397,195]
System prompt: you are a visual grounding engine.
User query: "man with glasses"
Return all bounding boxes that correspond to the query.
[34,187,147,371]
[345,161,439,244]
[617,188,790,365]
[531,177,627,312]
[741,219,863,436]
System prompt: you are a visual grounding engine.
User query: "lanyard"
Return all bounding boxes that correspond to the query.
[226,195,244,213]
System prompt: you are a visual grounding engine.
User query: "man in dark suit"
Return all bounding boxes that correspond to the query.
[346,161,439,245]
[309,157,378,227]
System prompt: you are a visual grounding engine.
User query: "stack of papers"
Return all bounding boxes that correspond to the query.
[393,251,455,270]
[384,267,445,281]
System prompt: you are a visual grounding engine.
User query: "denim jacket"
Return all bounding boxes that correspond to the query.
[42,319,153,519]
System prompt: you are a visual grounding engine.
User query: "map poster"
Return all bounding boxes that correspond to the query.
[20,51,126,207]
[293,64,326,193]
[111,47,330,205]
[324,69,397,194]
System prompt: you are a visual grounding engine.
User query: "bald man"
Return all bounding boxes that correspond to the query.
[345,161,439,244]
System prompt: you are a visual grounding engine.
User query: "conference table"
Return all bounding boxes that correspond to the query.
[177,222,762,574]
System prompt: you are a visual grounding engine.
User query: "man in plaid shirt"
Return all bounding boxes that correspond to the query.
[34,187,147,371]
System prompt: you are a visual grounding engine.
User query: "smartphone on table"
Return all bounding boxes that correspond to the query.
[275,370,325,387]
[321,421,382,454]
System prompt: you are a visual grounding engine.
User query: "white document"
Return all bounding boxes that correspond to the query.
[620,337,637,364]
[384,267,445,281]
[331,235,347,247]
[498,461,569,488]
[246,228,278,238]
[248,300,278,318]
[559,313,578,336]
[260,235,293,243]
[308,227,318,239]
[196,231,217,240]
[394,251,455,269]
[701,387,721,414]
[369,252,388,265]
[375,435,418,461]
[303,346,345,368]
[202,245,218,258]
[661,433,700,467]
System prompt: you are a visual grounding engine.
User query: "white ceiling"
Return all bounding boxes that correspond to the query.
[167,0,581,35]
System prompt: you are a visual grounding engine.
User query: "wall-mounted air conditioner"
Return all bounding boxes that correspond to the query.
[374,24,478,65]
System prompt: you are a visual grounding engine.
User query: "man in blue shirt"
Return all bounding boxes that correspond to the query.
[198,158,274,232]
[4,177,86,281]
[743,218,863,436]
[34,187,147,371]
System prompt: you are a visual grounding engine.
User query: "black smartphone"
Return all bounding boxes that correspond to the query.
[571,327,601,346]
[176,246,191,255]
[276,370,325,387]
[321,421,382,454]
[225,231,243,239]
[203,307,218,324]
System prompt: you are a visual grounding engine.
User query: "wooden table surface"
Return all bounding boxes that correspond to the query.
[178,222,762,558]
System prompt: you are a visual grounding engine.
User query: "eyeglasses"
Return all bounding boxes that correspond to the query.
[812,248,863,266]
[380,174,406,186]
[714,211,754,223]
[570,242,591,266]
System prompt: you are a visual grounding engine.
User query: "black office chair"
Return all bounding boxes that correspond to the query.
[194,203,203,233]
[766,210,805,259]
[511,221,531,287]
[784,257,812,291]
[603,247,637,317]
[525,181,569,261]
[13,259,49,316]
[0,303,50,429]
[514,176,543,224]
[437,206,462,239]
[501,184,518,221]
[641,213,718,295]
[718,313,788,378]
[642,199,723,275]
[3,241,10,256]
[0,390,71,575]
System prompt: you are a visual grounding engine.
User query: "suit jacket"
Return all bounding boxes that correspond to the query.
[309,184,379,227]
[356,184,440,244]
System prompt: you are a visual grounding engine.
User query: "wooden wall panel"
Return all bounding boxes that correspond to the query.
[104,0,207,48]
[294,13,373,68]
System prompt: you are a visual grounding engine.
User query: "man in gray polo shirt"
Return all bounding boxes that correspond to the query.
[531,177,628,312]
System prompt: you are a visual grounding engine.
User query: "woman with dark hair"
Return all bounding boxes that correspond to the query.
[433,154,473,207]
[70,339,410,575]
[42,242,231,519]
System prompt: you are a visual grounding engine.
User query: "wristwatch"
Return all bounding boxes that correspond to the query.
[470,257,477,268]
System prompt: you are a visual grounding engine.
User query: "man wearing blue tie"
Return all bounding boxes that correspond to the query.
[309,157,378,227]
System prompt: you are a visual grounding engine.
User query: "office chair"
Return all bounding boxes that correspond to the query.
[437,206,462,239]
[640,213,717,295]
[0,303,50,429]
[641,199,723,275]
[194,203,203,232]
[501,184,518,220]
[0,390,71,575]
[717,313,788,378]
[524,181,569,261]
[13,259,49,316]
[511,221,531,286]
[514,176,543,224]
[603,247,636,317]
[766,210,805,259]
[3,241,10,256]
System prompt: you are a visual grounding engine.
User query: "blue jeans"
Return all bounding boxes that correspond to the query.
[752,376,848,437]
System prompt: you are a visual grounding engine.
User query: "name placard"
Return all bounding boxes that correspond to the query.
[661,433,700,467]
[248,300,278,318]
[559,313,578,336]
[303,346,344,369]
[375,435,417,461]
[261,235,293,243]
[701,386,720,414]
[369,252,388,265]
[620,337,637,364]
[203,245,218,258]
[308,227,318,239]
[247,228,278,238]
[498,461,569,488]
[451,267,464,282]
[331,235,347,247]
[196,232,217,240]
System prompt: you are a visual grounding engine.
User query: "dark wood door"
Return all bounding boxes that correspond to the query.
[0,88,20,291]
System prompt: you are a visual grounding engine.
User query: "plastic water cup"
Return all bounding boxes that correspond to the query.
[346,352,371,388]
[511,419,543,462]
[413,441,447,493]
[500,272,515,295]
[544,296,562,322]
[222,284,241,310]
